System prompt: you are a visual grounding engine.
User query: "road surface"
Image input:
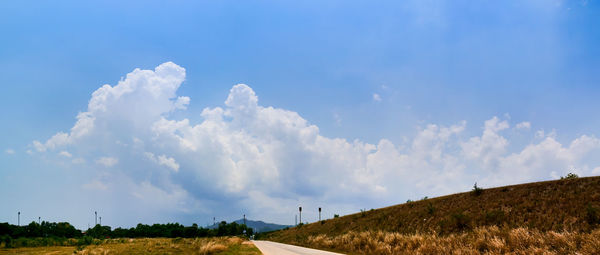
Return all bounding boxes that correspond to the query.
[252,240,345,255]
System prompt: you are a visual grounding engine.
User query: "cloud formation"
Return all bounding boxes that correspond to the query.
[31,62,600,225]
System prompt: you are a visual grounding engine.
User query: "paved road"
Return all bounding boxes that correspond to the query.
[252,240,345,255]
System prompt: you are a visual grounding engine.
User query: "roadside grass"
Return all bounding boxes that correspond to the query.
[0,236,261,255]
[303,226,600,254]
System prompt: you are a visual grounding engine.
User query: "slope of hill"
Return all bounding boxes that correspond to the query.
[262,176,600,254]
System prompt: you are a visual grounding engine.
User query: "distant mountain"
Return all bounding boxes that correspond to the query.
[208,219,291,233]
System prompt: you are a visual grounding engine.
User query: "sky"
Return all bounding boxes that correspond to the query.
[1,0,599,229]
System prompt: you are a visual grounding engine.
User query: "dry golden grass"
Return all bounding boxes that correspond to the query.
[266,176,600,243]
[263,176,600,254]
[300,226,600,254]
[0,237,261,255]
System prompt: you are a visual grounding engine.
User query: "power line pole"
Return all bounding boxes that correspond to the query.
[213,217,215,226]
[243,214,246,226]
[299,207,302,224]
[18,211,20,226]
[295,215,297,226]
[95,211,97,226]
[99,216,102,226]
[38,217,41,225]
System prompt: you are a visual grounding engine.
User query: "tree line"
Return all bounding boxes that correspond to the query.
[0,220,253,239]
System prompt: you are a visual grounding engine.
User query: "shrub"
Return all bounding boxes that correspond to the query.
[561,173,579,180]
[77,236,93,246]
[484,210,505,226]
[1,235,13,248]
[334,214,339,218]
[472,182,483,196]
[426,203,436,215]
[450,212,471,231]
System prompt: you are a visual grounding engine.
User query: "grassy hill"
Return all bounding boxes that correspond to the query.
[262,176,600,254]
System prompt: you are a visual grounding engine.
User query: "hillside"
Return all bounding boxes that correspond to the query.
[262,176,600,253]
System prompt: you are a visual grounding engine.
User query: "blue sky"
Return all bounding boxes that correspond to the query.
[1,0,599,229]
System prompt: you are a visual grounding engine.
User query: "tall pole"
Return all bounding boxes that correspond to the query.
[243,214,246,226]
[95,211,97,226]
[295,215,297,226]
[319,207,322,221]
[39,217,41,225]
[299,207,302,224]
[99,216,102,226]
[18,211,20,226]
[213,217,215,226]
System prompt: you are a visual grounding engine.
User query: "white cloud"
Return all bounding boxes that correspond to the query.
[59,151,72,158]
[30,62,600,224]
[461,116,509,169]
[515,121,531,130]
[373,93,382,102]
[145,152,180,172]
[96,157,118,167]
[5,149,15,155]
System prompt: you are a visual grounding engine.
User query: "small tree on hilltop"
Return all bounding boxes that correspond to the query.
[472,182,483,196]
[561,173,579,180]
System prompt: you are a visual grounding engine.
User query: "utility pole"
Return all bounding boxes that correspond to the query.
[299,207,302,224]
[319,207,322,221]
[213,217,215,226]
[39,217,41,225]
[99,216,102,226]
[243,214,246,226]
[18,211,20,226]
[295,215,297,226]
[95,211,97,226]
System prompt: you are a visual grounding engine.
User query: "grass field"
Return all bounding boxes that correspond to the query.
[263,176,600,254]
[0,237,261,255]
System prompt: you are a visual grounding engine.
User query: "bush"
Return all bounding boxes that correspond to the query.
[333,214,339,218]
[561,173,579,180]
[360,209,366,217]
[426,203,435,215]
[472,182,483,196]
[449,213,470,231]
[484,210,505,225]
[1,235,13,248]
[77,236,93,246]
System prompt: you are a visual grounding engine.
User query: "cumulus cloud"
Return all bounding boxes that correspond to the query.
[515,121,531,130]
[5,149,15,155]
[31,62,600,224]
[59,151,72,158]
